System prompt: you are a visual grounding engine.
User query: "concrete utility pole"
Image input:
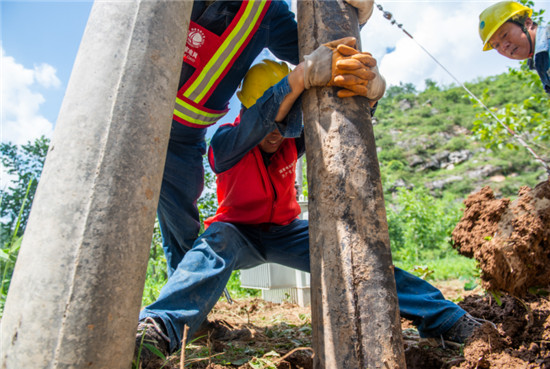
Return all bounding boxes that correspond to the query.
[297,1,406,368]
[1,1,191,368]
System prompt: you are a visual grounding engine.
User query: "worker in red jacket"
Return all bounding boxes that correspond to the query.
[159,0,377,280]
[136,57,488,368]
[136,36,383,367]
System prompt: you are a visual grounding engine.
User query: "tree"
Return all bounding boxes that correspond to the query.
[471,72,549,158]
[0,136,49,315]
[384,82,417,100]
[0,136,50,243]
[424,79,440,91]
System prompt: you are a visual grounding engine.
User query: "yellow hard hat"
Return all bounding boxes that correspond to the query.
[237,59,290,109]
[479,1,533,51]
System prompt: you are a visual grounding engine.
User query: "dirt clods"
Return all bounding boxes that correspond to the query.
[452,179,550,296]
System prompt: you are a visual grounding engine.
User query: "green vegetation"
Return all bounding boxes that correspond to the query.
[141,221,168,307]
[387,188,461,261]
[0,136,49,242]
[376,65,548,283]
[0,178,33,315]
[376,69,548,201]
[1,136,47,316]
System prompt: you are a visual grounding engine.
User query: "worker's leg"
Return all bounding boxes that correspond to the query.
[394,267,466,337]
[157,122,206,276]
[237,219,311,272]
[139,221,265,353]
[245,219,465,337]
[239,219,465,338]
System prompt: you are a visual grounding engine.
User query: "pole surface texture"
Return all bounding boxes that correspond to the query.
[1,1,191,368]
[297,1,406,368]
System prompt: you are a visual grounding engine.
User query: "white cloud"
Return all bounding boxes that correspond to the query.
[34,63,61,89]
[1,47,58,146]
[360,1,520,90]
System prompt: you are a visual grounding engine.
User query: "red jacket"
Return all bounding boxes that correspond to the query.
[205,138,301,228]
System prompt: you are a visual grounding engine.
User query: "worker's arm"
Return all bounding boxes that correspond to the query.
[210,77,303,173]
[275,64,305,122]
[211,39,384,173]
[265,0,300,66]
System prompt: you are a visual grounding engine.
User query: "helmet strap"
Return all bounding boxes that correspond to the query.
[510,20,534,58]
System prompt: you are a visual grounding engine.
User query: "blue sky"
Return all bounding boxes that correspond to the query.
[1,0,547,150]
[2,1,92,142]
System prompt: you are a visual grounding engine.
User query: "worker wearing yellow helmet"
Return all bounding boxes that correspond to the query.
[236,59,292,109]
[205,57,486,348]
[136,49,489,366]
[136,37,387,366]
[479,1,550,95]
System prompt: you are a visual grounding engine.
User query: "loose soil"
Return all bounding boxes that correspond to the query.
[452,179,550,296]
[158,180,550,368]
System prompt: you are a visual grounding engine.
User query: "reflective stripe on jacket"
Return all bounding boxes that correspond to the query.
[174,1,272,127]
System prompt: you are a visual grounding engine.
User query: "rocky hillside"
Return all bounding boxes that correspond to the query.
[373,71,549,200]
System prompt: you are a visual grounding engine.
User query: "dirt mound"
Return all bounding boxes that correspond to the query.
[452,179,550,296]
[454,293,550,368]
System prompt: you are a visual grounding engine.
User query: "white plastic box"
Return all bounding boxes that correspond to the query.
[239,199,311,306]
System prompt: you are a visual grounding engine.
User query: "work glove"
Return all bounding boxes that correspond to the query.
[303,37,384,100]
[303,37,369,92]
[335,64,385,99]
[344,0,374,25]
[334,44,386,100]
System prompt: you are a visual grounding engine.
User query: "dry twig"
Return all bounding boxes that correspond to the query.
[181,325,189,369]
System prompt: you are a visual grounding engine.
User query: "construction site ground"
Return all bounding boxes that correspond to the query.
[159,284,549,369]
[158,180,550,369]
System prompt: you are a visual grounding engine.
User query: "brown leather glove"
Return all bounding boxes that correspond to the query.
[303,37,367,88]
[331,43,386,99]
[335,66,386,99]
[303,37,383,99]
[330,44,376,97]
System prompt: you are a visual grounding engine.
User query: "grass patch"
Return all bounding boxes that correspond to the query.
[395,253,479,282]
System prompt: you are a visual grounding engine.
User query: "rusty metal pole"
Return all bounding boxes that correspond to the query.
[1,1,191,368]
[297,1,406,368]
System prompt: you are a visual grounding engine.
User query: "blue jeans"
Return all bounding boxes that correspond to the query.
[157,122,207,276]
[140,219,465,353]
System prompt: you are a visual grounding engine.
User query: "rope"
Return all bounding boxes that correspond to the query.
[375,3,550,176]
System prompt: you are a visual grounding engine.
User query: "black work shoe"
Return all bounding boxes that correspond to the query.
[194,318,252,341]
[441,313,490,343]
[134,317,171,369]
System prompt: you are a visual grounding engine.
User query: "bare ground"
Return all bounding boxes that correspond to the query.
[158,289,549,369]
[156,179,550,368]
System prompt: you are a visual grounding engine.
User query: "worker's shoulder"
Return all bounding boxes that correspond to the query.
[193,0,292,31]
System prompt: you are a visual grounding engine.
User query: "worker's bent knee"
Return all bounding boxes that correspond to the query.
[202,221,241,237]
[196,222,246,254]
